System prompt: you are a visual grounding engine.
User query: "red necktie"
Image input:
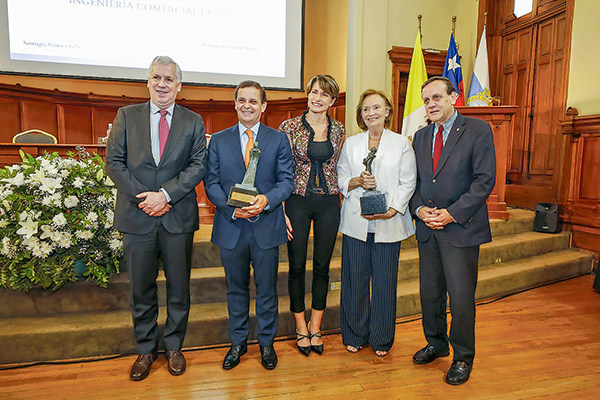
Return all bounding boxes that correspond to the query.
[244,129,254,167]
[159,109,169,157]
[432,125,444,172]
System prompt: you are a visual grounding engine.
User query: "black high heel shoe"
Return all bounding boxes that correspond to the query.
[296,331,311,357]
[308,324,324,355]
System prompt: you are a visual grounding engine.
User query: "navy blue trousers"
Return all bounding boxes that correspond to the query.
[220,221,279,347]
[340,233,401,352]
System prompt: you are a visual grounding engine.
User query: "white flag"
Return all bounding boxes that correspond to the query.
[467,28,491,106]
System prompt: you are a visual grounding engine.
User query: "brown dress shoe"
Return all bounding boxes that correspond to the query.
[165,350,186,376]
[129,351,158,381]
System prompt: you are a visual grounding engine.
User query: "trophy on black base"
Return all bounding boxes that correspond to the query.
[227,142,260,208]
[360,147,388,216]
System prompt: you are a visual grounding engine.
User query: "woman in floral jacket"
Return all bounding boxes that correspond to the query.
[279,75,345,356]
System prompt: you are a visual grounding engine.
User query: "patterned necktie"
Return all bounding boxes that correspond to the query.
[432,125,444,172]
[159,109,169,158]
[244,129,254,168]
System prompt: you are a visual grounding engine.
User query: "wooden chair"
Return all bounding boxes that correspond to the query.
[12,129,58,144]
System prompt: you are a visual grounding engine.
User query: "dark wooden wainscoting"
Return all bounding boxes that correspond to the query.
[0,82,346,224]
[560,108,600,266]
[0,83,345,144]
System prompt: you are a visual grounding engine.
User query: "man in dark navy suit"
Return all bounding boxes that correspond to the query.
[204,80,294,370]
[410,76,496,385]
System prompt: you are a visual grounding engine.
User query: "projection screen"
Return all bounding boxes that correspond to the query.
[0,0,304,90]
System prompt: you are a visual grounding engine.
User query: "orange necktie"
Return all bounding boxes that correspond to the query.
[432,125,444,172]
[244,129,254,167]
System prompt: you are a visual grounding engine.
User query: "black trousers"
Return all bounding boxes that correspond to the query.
[340,233,401,352]
[417,231,479,364]
[285,193,340,313]
[123,224,194,354]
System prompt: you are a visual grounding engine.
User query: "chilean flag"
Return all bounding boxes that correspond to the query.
[442,32,465,106]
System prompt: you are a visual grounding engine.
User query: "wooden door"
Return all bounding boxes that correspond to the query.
[491,0,570,207]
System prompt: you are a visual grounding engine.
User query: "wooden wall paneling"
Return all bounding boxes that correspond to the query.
[528,14,566,179]
[195,181,215,224]
[501,28,533,177]
[208,111,238,134]
[61,105,92,144]
[486,0,572,209]
[0,98,21,143]
[387,47,446,134]
[264,110,295,131]
[458,106,518,220]
[571,226,600,265]
[0,144,106,168]
[559,111,600,263]
[21,100,59,139]
[0,82,346,225]
[91,107,120,143]
[537,0,567,15]
[332,103,346,126]
[579,136,600,200]
[529,19,554,176]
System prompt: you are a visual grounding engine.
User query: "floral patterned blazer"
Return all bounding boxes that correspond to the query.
[279,112,345,196]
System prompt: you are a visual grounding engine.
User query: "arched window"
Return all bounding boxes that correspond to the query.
[514,0,534,18]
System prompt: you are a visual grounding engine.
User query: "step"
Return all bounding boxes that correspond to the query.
[0,230,570,318]
[187,207,536,269]
[0,249,593,364]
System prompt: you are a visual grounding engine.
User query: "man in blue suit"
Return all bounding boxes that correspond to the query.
[410,76,496,385]
[204,80,294,370]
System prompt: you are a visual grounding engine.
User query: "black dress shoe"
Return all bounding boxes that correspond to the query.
[445,361,472,385]
[260,345,278,370]
[412,344,450,364]
[165,350,186,376]
[222,344,247,370]
[129,351,158,381]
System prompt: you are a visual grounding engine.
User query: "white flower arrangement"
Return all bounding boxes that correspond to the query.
[0,149,123,293]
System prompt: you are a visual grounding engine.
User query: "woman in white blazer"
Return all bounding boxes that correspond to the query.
[337,89,416,357]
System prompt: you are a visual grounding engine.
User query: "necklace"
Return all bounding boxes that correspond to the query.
[369,136,381,141]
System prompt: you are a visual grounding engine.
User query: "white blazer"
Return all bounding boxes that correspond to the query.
[337,129,417,243]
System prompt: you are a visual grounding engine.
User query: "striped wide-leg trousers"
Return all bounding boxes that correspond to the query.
[340,233,401,352]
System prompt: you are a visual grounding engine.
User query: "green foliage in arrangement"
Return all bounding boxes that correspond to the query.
[0,149,123,293]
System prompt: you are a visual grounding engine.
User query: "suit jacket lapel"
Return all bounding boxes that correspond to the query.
[422,124,434,176]
[138,102,154,166]
[256,123,273,155]
[158,103,185,166]
[227,125,246,170]
[434,112,466,177]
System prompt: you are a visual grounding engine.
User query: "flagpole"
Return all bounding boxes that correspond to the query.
[418,14,422,43]
[452,16,456,34]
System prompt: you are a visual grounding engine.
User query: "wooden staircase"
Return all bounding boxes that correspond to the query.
[0,208,594,364]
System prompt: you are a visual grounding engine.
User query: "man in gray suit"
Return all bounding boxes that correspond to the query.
[105,56,207,381]
[410,76,496,385]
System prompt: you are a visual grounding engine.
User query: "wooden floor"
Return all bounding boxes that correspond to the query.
[1,275,600,399]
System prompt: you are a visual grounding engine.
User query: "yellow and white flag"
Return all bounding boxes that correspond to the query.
[401,33,429,140]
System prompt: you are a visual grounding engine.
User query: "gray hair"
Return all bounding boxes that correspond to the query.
[148,55,182,83]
